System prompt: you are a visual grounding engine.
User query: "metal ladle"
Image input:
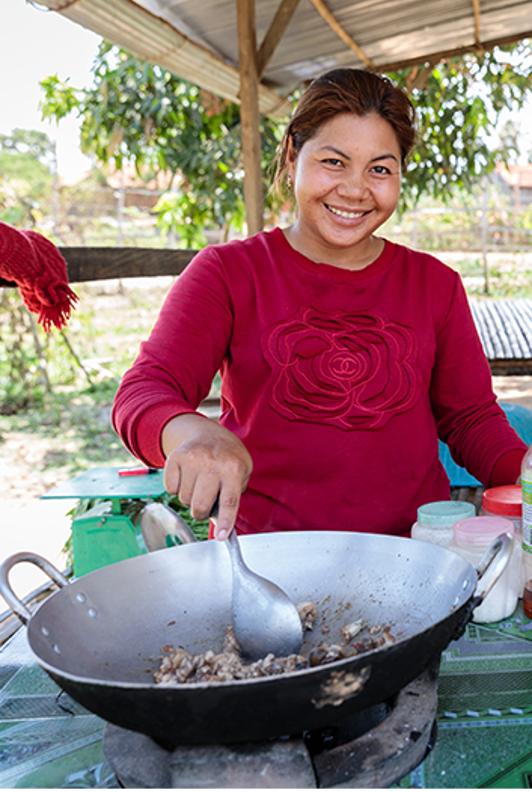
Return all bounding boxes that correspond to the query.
[210,501,303,660]
[141,501,302,659]
[225,529,304,661]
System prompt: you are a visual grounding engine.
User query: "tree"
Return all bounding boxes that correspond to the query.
[390,41,532,205]
[40,39,532,235]
[40,43,283,246]
[0,129,55,225]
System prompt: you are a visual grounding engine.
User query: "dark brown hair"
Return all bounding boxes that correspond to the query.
[272,68,416,198]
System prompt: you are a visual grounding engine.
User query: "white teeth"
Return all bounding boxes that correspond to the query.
[327,205,365,219]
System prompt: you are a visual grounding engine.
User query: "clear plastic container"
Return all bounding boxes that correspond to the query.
[448,516,521,623]
[411,500,475,547]
[482,485,524,591]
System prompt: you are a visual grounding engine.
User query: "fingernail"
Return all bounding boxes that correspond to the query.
[217,529,228,541]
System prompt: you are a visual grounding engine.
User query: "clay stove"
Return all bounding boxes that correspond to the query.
[103,663,438,788]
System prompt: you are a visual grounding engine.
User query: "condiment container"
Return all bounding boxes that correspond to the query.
[482,485,524,591]
[521,444,532,617]
[448,516,521,623]
[481,485,522,535]
[411,500,475,547]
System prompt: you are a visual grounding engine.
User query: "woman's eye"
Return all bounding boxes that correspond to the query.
[371,165,392,175]
[323,158,343,167]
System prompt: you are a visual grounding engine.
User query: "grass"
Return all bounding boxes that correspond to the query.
[0,276,214,551]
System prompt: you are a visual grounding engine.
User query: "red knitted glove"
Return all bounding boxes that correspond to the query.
[0,222,78,332]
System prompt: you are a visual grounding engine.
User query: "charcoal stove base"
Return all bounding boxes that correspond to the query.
[103,661,439,789]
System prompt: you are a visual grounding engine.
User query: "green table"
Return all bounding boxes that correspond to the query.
[41,467,167,577]
[2,604,532,788]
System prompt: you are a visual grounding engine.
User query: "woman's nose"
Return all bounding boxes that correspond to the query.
[337,171,369,197]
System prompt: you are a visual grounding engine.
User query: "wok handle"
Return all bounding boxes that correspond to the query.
[0,552,69,625]
[474,532,514,604]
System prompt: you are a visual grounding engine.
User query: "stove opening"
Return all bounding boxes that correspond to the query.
[303,697,393,757]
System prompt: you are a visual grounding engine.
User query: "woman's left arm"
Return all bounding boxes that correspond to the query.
[429,273,527,487]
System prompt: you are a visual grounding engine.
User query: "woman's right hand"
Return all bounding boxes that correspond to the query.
[161,413,253,541]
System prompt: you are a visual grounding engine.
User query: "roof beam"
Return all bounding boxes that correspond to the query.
[38,0,292,118]
[308,0,375,69]
[471,0,482,48]
[374,28,532,74]
[236,0,264,234]
[257,0,302,80]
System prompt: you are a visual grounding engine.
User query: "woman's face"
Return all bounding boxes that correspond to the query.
[286,112,402,269]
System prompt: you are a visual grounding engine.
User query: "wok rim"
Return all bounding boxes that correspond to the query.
[28,593,475,691]
[22,531,479,692]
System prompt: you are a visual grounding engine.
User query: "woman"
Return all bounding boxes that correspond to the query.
[112,68,527,541]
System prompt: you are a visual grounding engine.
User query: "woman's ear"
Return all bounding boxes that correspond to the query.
[285,134,297,177]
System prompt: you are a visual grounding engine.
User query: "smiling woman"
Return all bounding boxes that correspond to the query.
[271,69,414,270]
[283,113,402,269]
[111,67,529,553]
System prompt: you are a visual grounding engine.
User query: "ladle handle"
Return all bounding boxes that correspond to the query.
[226,529,246,572]
[0,552,69,624]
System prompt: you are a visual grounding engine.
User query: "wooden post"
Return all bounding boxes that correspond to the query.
[236,0,264,235]
[481,179,490,295]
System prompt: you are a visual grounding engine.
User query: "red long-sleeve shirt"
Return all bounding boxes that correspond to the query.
[112,229,526,536]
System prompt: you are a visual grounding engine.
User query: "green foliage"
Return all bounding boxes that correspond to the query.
[39,43,283,242]
[0,292,46,414]
[0,129,55,225]
[38,38,532,231]
[390,42,532,205]
[40,75,82,123]
[154,189,212,248]
[0,129,56,164]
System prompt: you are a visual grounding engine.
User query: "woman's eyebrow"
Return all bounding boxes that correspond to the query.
[370,153,400,164]
[318,146,399,165]
[318,145,350,159]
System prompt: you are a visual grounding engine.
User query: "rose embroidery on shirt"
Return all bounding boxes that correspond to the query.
[263,306,419,429]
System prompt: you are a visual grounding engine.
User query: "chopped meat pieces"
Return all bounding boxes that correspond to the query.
[309,643,347,667]
[155,606,396,685]
[340,619,367,644]
[155,627,308,684]
[297,601,318,631]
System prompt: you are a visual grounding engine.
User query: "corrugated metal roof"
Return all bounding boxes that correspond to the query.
[38,0,532,116]
[470,298,532,365]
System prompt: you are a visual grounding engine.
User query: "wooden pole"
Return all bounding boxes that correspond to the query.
[481,179,490,295]
[236,0,264,235]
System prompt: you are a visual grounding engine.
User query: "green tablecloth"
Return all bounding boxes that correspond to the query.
[1,605,532,788]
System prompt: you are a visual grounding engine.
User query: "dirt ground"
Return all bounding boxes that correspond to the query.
[492,374,532,411]
[1,375,531,612]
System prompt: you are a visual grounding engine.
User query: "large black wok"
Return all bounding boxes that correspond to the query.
[0,531,510,747]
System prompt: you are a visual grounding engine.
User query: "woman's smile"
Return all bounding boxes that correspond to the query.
[325,204,369,220]
[285,112,402,270]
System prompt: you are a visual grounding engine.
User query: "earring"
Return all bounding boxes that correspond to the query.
[287,174,293,188]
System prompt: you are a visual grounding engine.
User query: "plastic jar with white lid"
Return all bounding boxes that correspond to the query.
[481,485,522,536]
[411,500,476,547]
[448,515,521,623]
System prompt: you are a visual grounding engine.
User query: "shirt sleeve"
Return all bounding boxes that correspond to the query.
[429,272,527,486]
[111,247,233,466]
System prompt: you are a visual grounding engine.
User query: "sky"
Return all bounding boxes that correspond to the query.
[1,0,101,180]
[1,0,531,181]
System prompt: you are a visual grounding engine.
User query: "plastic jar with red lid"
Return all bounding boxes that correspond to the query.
[481,485,522,536]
